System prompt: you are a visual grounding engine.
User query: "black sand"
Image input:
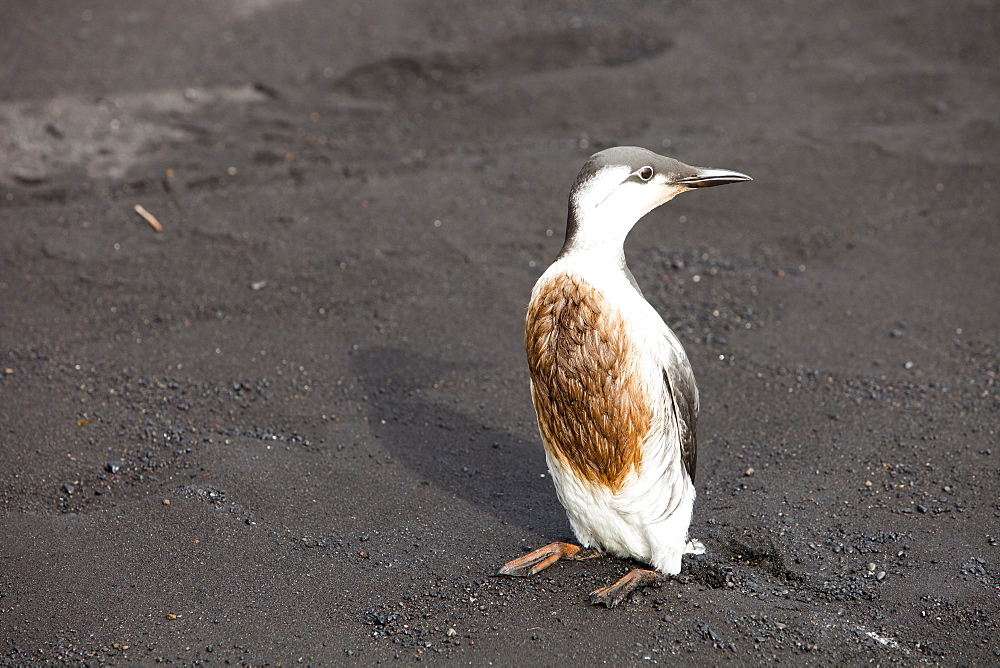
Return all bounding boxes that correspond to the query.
[2,2,998,664]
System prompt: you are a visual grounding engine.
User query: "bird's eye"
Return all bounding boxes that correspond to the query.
[637,166,654,181]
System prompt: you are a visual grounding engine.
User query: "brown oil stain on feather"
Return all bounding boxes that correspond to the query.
[526,273,650,492]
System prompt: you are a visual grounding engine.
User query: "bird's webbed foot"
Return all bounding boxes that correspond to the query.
[589,568,667,608]
[498,541,601,577]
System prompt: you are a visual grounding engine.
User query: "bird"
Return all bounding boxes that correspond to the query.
[499,146,751,607]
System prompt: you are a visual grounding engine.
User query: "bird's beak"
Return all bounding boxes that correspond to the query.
[673,167,752,188]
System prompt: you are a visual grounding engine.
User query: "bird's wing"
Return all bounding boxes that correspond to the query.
[662,348,699,482]
[663,329,700,482]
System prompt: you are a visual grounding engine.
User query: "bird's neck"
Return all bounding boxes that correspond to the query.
[558,243,626,268]
[555,244,642,295]
[560,207,638,264]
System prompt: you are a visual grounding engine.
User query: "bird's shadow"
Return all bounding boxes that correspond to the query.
[349,346,568,538]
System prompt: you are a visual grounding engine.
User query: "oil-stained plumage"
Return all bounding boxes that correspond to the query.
[500,146,751,607]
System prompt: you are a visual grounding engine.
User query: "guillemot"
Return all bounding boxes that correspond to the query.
[499,146,751,607]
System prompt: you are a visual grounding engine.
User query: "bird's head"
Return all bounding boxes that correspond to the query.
[563,146,751,255]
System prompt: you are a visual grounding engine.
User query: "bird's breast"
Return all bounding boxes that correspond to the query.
[525,272,654,492]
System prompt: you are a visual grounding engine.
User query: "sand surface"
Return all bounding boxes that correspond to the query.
[2,1,998,664]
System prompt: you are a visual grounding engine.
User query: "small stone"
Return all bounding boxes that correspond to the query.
[904,360,914,370]
[864,480,872,488]
[916,504,928,514]
[62,483,76,495]
[876,571,886,581]
[446,628,457,637]
[866,563,876,572]
[744,467,755,477]
[105,461,122,474]
[162,499,171,506]
[250,280,268,291]
[165,613,179,620]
